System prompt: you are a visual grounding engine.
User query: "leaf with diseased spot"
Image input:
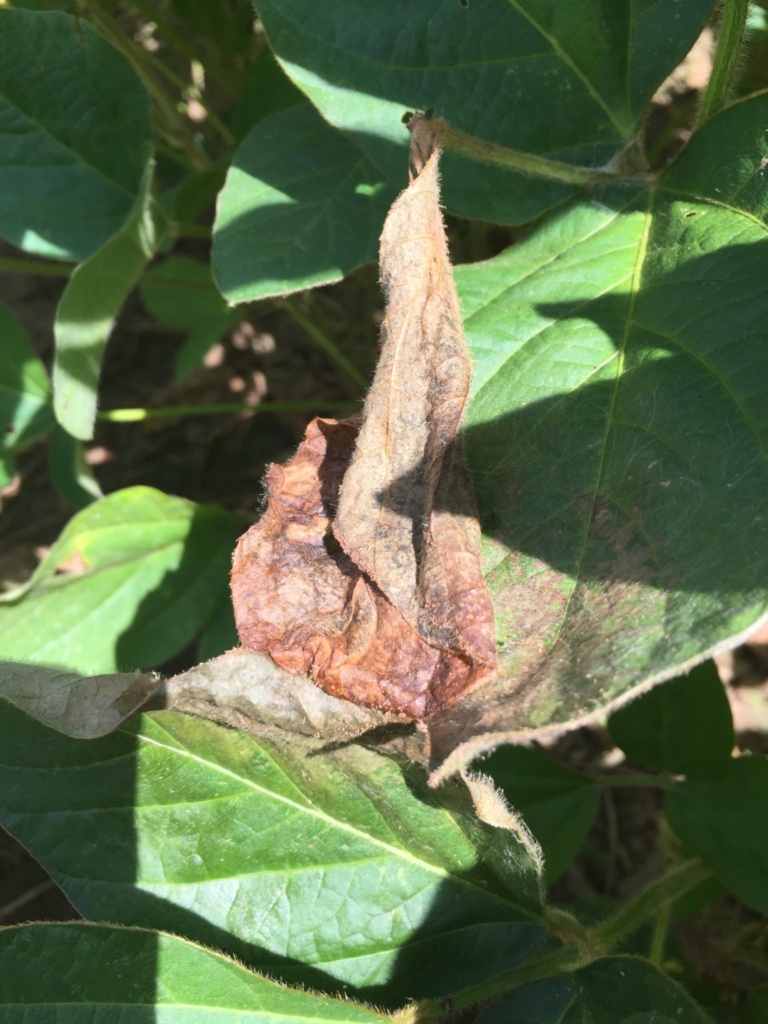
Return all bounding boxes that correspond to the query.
[0,661,158,738]
[231,118,496,718]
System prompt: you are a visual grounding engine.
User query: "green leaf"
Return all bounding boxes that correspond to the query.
[48,424,104,508]
[0,923,388,1023]
[0,9,152,260]
[257,0,712,223]
[140,257,240,380]
[0,486,241,674]
[197,586,239,662]
[666,758,768,916]
[480,746,600,882]
[212,103,396,302]
[233,47,305,139]
[0,703,545,1003]
[0,300,53,483]
[53,166,165,440]
[476,957,710,1023]
[608,662,734,777]
[427,91,768,778]
[170,0,254,58]
[167,165,227,227]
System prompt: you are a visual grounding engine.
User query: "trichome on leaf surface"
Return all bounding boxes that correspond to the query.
[232,115,497,719]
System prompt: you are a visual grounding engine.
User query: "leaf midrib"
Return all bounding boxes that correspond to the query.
[133,727,536,918]
[550,194,654,644]
[503,0,627,136]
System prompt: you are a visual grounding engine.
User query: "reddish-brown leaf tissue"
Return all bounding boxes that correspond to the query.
[231,117,496,718]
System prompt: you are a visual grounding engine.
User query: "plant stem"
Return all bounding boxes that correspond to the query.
[592,858,712,952]
[0,258,73,277]
[97,400,359,422]
[699,0,750,123]
[128,0,239,96]
[175,223,213,240]
[440,121,639,186]
[596,773,671,790]
[398,944,587,1023]
[279,299,369,392]
[401,858,712,1023]
[649,902,671,965]
[83,0,209,169]
[122,3,236,148]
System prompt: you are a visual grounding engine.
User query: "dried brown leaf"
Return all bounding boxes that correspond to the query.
[162,649,401,741]
[231,117,496,718]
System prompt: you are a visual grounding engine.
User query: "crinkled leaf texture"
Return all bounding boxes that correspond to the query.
[0,923,388,1023]
[0,694,545,1005]
[232,122,496,719]
[257,0,712,224]
[15,96,766,784]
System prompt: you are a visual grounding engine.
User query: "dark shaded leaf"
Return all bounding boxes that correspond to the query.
[257,0,712,223]
[666,758,768,915]
[481,745,600,882]
[0,8,152,260]
[608,662,734,776]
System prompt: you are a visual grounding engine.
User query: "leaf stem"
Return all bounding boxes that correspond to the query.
[83,0,209,169]
[699,0,750,123]
[0,258,73,277]
[400,859,712,1022]
[127,0,240,96]
[279,299,369,392]
[174,223,214,240]
[649,901,671,965]
[97,400,358,422]
[439,121,636,186]
[592,858,712,952]
[594,772,671,789]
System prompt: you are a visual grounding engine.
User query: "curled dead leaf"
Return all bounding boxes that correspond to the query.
[231,116,496,719]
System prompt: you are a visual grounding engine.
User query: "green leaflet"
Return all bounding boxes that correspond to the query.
[52,165,165,441]
[139,257,240,380]
[0,703,545,1004]
[426,92,768,769]
[256,0,712,224]
[0,486,240,674]
[0,300,53,487]
[666,758,768,917]
[476,957,711,1024]
[0,923,388,1023]
[0,9,152,261]
[212,103,396,302]
[608,662,735,777]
